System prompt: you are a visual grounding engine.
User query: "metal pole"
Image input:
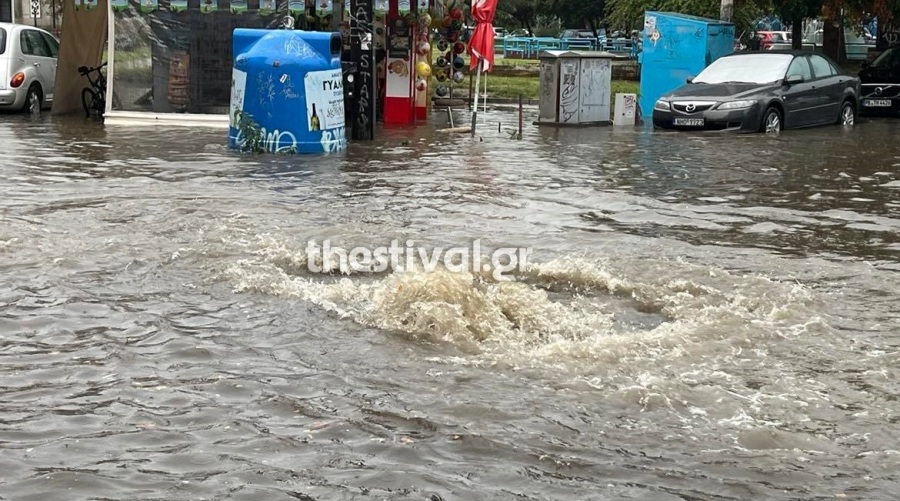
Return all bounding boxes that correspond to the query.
[470,58,481,136]
[518,94,522,137]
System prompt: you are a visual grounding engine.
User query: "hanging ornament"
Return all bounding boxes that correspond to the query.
[437,39,449,52]
[415,78,428,91]
[258,0,275,14]
[375,0,388,16]
[450,19,463,31]
[452,41,465,54]
[436,55,449,67]
[449,7,463,20]
[415,61,433,78]
[315,0,333,17]
[416,41,431,56]
[435,69,448,81]
[418,13,432,28]
[448,31,459,42]
[452,56,464,69]
[452,70,465,83]
[231,0,248,14]
[435,85,449,97]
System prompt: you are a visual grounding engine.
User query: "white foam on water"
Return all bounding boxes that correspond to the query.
[214,231,826,381]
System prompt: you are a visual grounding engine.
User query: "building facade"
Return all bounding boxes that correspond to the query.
[0,0,60,32]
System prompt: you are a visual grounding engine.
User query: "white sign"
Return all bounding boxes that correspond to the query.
[304,68,345,131]
[230,68,247,128]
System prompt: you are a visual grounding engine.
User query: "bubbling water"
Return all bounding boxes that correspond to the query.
[215,230,825,377]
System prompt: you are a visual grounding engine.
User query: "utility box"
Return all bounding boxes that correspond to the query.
[613,93,638,126]
[639,12,734,118]
[536,50,615,126]
[228,29,347,154]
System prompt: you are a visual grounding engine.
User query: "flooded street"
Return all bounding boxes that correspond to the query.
[1,109,899,500]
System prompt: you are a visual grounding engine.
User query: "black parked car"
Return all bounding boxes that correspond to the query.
[858,45,900,116]
[653,51,860,133]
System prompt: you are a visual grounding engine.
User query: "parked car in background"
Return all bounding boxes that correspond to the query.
[0,22,59,113]
[559,29,596,39]
[756,31,789,50]
[858,44,900,116]
[653,51,860,133]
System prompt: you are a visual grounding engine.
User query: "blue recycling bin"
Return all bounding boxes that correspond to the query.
[639,12,734,119]
[228,29,347,154]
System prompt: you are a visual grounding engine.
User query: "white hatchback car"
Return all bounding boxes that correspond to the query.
[0,22,59,112]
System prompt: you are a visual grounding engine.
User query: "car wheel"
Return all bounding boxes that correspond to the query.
[761,106,782,134]
[23,85,42,114]
[839,101,855,126]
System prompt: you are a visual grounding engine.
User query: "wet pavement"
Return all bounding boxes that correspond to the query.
[1,108,899,500]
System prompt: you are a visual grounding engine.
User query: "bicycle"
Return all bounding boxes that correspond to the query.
[79,62,108,118]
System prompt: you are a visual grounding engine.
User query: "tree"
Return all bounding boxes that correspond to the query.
[497,0,544,34]
[772,0,824,48]
[43,0,64,31]
[550,0,606,33]
[604,0,766,38]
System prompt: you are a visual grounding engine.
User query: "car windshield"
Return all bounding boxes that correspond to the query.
[870,47,898,68]
[693,54,793,84]
[0,28,6,55]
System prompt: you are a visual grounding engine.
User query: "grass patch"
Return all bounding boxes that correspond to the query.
[103,49,152,63]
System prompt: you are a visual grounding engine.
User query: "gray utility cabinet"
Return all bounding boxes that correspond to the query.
[537,50,615,126]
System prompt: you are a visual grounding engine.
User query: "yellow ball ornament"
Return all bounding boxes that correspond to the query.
[415,61,432,78]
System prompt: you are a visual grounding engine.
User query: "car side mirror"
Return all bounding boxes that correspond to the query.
[784,74,804,85]
[686,76,694,83]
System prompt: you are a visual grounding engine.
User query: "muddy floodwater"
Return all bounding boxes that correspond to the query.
[1,109,899,501]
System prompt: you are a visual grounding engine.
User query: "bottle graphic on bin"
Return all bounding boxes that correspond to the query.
[310,103,321,131]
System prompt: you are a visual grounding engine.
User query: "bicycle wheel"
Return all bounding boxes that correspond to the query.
[81,87,98,117]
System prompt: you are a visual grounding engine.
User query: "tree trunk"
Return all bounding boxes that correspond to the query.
[719,0,733,22]
[822,20,845,64]
[792,18,803,50]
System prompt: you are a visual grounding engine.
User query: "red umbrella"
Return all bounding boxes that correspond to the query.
[467,0,498,135]
[467,0,498,72]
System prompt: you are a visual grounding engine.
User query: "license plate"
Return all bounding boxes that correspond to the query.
[673,117,704,126]
[864,99,892,107]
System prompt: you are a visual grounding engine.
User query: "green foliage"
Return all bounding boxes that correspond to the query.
[772,0,823,21]
[548,0,606,30]
[604,0,766,36]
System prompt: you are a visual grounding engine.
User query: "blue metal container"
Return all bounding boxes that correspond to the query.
[228,29,347,154]
[639,12,735,119]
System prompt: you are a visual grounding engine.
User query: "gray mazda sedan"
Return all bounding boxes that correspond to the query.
[652,51,860,133]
